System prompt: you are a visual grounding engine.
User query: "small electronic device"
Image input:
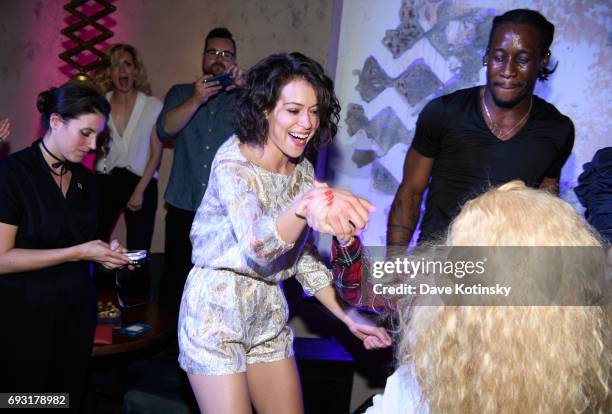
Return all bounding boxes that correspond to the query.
[119,322,151,336]
[124,250,149,264]
[205,73,233,89]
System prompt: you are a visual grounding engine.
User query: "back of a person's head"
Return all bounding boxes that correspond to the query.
[447,180,600,246]
[399,181,611,413]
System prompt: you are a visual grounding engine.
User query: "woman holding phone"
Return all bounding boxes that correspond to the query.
[0,83,131,411]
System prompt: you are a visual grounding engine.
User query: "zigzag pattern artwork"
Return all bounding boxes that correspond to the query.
[382,0,495,95]
[354,56,442,105]
[346,104,410,157]
[59,0,116,78]
[343,0,497,196]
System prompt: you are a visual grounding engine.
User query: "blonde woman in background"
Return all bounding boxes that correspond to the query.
[367,180,611,413]
[94,44,163,250]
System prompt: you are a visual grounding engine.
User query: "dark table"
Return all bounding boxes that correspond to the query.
[92,290,177,357]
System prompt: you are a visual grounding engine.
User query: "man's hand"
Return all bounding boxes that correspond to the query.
[192,74,223,105]
[225,64,246,89]
[325,188,375,241]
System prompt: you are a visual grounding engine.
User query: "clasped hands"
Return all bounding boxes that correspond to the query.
[296,181,375,244]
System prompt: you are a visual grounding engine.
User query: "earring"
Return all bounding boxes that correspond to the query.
[482,57,487,67]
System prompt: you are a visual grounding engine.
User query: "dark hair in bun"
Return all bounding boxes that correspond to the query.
[37,82,110,131]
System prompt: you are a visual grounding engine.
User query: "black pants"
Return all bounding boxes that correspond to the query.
[159,204,196,311]
[96,168,158,251]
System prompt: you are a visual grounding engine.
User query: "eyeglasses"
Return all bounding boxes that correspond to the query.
[204,49,235,61]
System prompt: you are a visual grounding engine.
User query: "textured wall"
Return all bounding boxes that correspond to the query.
[329,0,611,246]
[0,0,335,252]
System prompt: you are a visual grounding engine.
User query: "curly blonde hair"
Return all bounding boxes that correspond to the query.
[94,44,152,95]
[397,181,612,413]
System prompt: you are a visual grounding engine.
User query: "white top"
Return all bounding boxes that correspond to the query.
[365,365,428,414]
[95,91,162,177]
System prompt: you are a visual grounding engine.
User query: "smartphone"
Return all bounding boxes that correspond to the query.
[205,73,233,89]
[124,250,149,264]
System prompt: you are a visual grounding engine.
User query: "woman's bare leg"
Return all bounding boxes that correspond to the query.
[246,357,303,414]
[188,372,252,414]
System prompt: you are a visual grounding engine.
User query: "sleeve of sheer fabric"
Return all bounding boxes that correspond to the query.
[215,160,295,266]
[294,234,333,296]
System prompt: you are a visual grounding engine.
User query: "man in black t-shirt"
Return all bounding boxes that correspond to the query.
[388,9,574,245]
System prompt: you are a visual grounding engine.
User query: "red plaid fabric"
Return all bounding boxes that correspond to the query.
[332,237,363,306]
[332,238,392,312]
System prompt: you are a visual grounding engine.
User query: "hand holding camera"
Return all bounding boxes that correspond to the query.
[193,74,225,105]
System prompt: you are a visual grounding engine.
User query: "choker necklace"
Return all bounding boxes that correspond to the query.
[40,139,69,176]
[482,94,533,140]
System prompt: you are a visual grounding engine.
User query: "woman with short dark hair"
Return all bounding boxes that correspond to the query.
[178,52,391,413]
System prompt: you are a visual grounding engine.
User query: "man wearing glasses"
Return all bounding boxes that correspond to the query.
[157,27,244,309]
